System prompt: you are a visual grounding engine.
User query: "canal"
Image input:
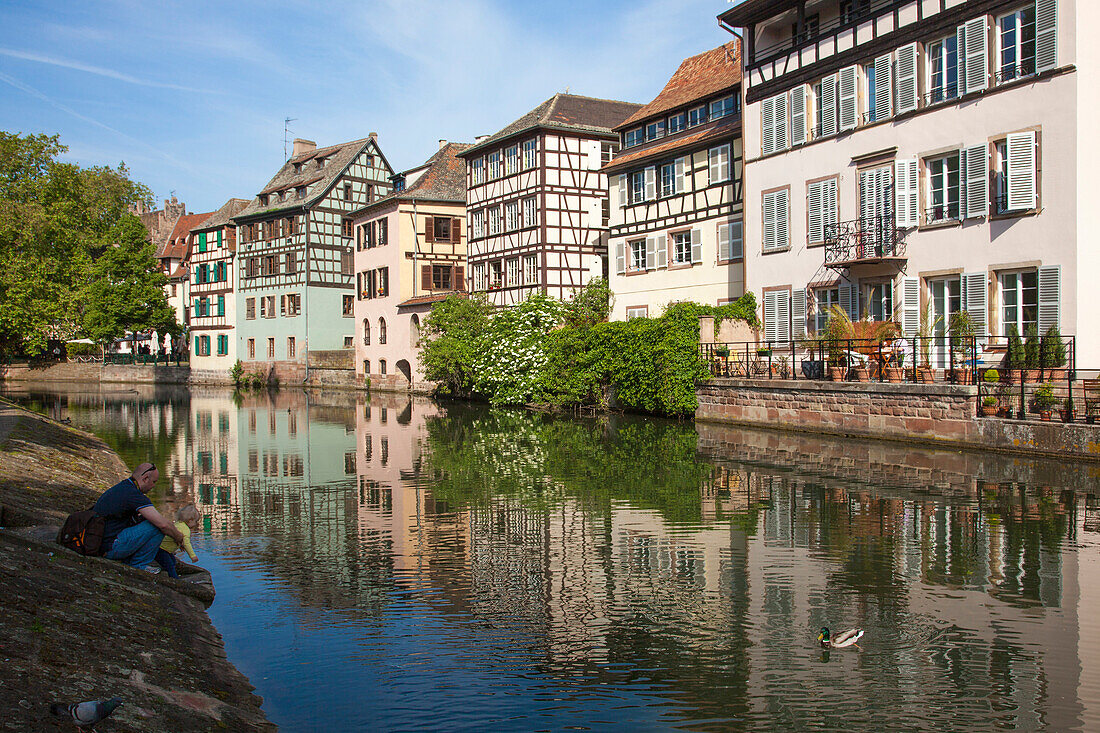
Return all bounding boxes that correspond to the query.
[4,382,1100,731]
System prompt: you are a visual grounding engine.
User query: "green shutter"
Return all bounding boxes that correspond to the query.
[194,335,200,353]
[218,295,225,316]
[217,230,223,247]
[199,232,207,252]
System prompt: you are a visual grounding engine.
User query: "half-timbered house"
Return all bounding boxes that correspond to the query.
[188,198,249,378]
[159,211,213,355]
[351,141,470,391]
[604,41,745,320]
[457,94,642,306]
[232,136,394,382]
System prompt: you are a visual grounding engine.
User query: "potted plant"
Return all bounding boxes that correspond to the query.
[948,310,976,384]
[915,304,941,383]
[714,346,730,358]
[1024,324,1042,382]
[822,305,850,380]
[756,346,772,356]
[1061,396,1075,423]
[1042,324,1067,379]
[1033,382,1058,421]
[982,368,1003,415]
[885,350,906,382]
[1004,325,1023,383]
[981,394,999,417]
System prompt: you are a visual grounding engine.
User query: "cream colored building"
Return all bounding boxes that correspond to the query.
[605,42,746,320]
[719,0,1098,363]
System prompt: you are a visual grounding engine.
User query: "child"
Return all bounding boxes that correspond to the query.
[154,504,200,578]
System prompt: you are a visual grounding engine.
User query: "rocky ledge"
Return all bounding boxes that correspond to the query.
[0,399,274,731]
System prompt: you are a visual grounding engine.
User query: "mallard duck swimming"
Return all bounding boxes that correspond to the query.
[819,626,863,648]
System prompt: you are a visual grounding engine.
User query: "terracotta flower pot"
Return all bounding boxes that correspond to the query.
[1040,410,1053,422]
[850,367,870,382]
[918,368,936,384]
[885,368,904,383]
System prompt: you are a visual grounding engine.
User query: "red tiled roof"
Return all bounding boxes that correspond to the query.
[397,292,465,308]
[617,41,742,130]
[602,117,740,173]
[160,212,213,261]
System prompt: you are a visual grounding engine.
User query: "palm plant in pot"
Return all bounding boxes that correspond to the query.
[822,305,851,380]
[916,305,941,383]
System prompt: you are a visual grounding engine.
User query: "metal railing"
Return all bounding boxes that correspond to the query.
[748,0,902,66]
[924,204,960,225]
[824,216,906,267]
[104,352,188,366]
[922,84,961,108]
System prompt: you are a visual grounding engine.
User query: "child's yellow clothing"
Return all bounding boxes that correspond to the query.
[160,521,198,562]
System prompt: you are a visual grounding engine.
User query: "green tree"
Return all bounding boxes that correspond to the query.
[82,214,179,347]
[563,277,613,328]
[418,294,492,395]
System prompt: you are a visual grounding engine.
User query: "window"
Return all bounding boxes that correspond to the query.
[198,232,207,253]
[504,201,519,231]
[865,281,894,322]
[504,257,519,287]
[688,105,707,127]
[671,232,692,266]
[1000,270,1038,335]
[601,142,616,166]
[660,163,675,198]
[378,317,387,344]
[928,36,960,103]
[602,197,610,227]
[488,206,502,235]
[262,255,276,276]
[267,338,275,358]
[473,263,486,291]
[362,319,370,345]
[522,196,537,228]
[487,151,501,179]
[247,339,255,359]
[762,189,789,252]
[791,13,819,43]
[523,139,537,169]
[342,218,353,237]
[217,334,228,356]
[999,6,1037,81]
[926,153,961,223]
[433,217,451,242]
[668,112,686,134]
[285,251,297,274]
[341,250,354,276]
[288,337,296,358]
[624,128,643,147]
[343,294,354,316]
[626,306,648,319]
[862,62,877,123]
[994,132,1037,213]
[217,295,225,317]
[523,254,537,285]
[296,186,306,199]
[709,95,738,120]
[343,336,353,348]
[343,183,352,201]
[807,179,838,244]
[645,120,665,141]
[814,287,839,332]
[195,335,210,356]
[285,293,301,316]
[489,260,503,288]
[471,157,485,185]
[471,209,485,239]
[629,170,645,204]
[629,239,646,271]
[708,145,730,184]
[432,265,452,290]
[363,360,370,375]
[378,219,388,245]
[505,145,519,175]
[840,0,871,24]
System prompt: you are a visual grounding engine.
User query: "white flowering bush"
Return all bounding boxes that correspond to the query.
[471,293,565,404]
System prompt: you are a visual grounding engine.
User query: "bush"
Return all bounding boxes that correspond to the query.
[983,395,998,407]
[1042,324,1066,368]
[1006,325,1023,369]
[229,359,244,386]
[66,342,99,356]
[983,368,1000,383]
[1024,323,1041,369]
[1033,382,1058,411]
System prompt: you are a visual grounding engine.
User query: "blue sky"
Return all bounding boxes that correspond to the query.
[0,0,740,215]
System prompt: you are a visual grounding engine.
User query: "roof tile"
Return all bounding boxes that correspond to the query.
[617,41,742,130]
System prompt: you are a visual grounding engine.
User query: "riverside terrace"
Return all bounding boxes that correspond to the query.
[700,333,1091,422]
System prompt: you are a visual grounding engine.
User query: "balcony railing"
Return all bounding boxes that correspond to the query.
[824,216,906,267]
[994,60,1036,85]
[922,84,961,108]
[924,204,960,225]
[749,0,901,66]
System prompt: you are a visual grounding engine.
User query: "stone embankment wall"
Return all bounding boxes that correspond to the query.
[697,378,1100,461]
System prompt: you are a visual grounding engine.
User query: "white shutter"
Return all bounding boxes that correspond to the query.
[718,223,730,261]
[763,193,776,252]
[674,157,685,195]
[615,241,625,275]
[690,228,702,264]
[1038,264,1061,331]
[839,65,858,130]
[656,234,668,269]
[708,148,720,184]
[617,175,626,208]
[774,92,789,152]
[894,159,919,227]
[790,84,808,145]
[645,166,657,201]
[776,291,791,342]
[730,220,743,260]
[902,277,920,336]
[964,16,989,93]
[963,272,988,339]
[792,289,808,340]
[823,179,838,239]
[808,181,824,243]
[839,282,858,320]
[645,236,656,270]
[1006,131,1037,211]
[1035,0,1058,73]
[820,73,838,137]
[764,290,779,343]
[895,43,919,114]
[963,144,989,219]
[678,156,691,192]
[874,53,893,120]
[761,96,775,156]
[957,24,969,92]
[764,190,789,251]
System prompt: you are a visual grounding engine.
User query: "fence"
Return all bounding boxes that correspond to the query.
[104,352,187,366]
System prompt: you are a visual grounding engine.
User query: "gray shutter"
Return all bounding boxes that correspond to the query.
[1038,264,1061,332]
[963,272,988,339]
[839,282,858,320]
[963,144,989,219]
[964,16,989,93]
[678,156,691,192]
[902,277,920,336]
[808,181,824,243]
[718,223,730,261]
[823,179,838,237]
[764,290,779,343]
[729,220,743,260]
[776,291,791,342]
[895,43,919,114]
[674,156,685,194]
[774,92,789,152]
[656,234,668,269]
[708,147,720,184]
[645,236,656,270]
[1035,0,1058,73]
[874,53,893,120]
[618,174,626,208]
[690,228,702,264]
[1006,131,1037,211]
[761,96,775,155]
[838,65,858,130]
[615,241,625,275]
[820,73,838,137]
[645,166,657,201]
[792,289,808,340]
[776,190,788,250]
[894,159,919,227]
[790,84,808,144]
[763,193,776,251]
[957,25,968,93]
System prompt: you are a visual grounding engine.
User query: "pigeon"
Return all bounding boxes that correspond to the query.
[49,697,123,729]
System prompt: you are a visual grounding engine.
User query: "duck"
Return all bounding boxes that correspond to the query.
[818,626,863,648]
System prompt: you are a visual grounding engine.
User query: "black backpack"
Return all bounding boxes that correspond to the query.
[56,509,106,556]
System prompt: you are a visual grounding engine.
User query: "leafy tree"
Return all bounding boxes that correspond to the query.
[418,294,492,395]
[563,277,613,328]
[82,214,180,347]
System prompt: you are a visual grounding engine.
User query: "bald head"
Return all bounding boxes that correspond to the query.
[131,462,159,493]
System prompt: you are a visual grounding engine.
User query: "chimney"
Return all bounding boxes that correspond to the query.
[475,134,489,143]
[438,139,448,150]
[292,138,317,157]
[369,132,378,141]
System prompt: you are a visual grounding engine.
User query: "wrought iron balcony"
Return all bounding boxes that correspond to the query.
[824,216,907,269]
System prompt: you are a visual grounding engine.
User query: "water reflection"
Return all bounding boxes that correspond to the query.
[4,382,1100,731]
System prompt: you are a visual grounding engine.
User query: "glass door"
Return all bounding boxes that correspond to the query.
[930,277,961,368]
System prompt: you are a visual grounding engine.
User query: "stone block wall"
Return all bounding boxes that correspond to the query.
[307,350,354,370]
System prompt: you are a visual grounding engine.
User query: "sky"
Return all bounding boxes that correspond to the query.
[0,0,742,215]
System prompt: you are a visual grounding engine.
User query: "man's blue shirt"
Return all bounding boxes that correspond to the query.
[94,477,153,546]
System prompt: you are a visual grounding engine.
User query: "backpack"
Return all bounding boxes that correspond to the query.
[56,509,106,556]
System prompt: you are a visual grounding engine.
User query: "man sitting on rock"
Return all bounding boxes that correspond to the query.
[95,462,185,571]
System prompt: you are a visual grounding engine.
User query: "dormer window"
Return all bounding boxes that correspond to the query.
[624,128,643,147]
[394,177,406,192]
[316,157,325,170]
[296,186,306,199]
[709,95,739,120]
[668,112,686,134]
[645,120,665,141]
[688,105,707,127]
[293,162,302,173]
[259,195,269,206]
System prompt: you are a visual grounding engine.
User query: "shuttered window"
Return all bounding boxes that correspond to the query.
[963,16,990,93]
[761,93,788,155]
[764,290,791,344]
[807,179,838,244]
[818,73,838,137]
[708,145,730,184]
[1034,0,1058,73]
[874,53,893,120]
[1005,131,1037,211]
[963,144,989,219]
[895,43,919,114]
[901,277,920,336]
[838,65,858,130]
[894,159,919,228]
[717,220,744,262]
[790,85,808,145]
[762,190,789,252]
[792,289,808,340]
[1037,264,1061,332]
